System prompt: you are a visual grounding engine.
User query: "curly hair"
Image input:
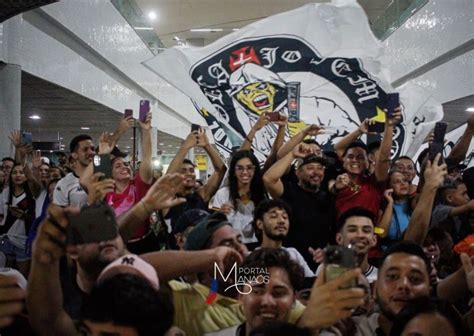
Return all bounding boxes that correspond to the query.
[228,150,267,209]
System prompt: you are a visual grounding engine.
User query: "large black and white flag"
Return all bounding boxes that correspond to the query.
[144,0,443,161]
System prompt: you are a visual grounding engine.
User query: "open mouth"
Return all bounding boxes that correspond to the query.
[253,94,270,109]
[259,311,278,320]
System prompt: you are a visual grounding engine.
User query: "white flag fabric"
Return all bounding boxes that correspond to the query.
[144,0,443,160]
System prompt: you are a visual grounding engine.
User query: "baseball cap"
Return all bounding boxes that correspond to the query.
[97,254,159,290]
[184,212,231,251]
[299,155,327,168]
[174,209,210,234]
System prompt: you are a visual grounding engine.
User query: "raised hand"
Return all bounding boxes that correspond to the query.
[334,173,351,191]
[299,268,364,330]
[8,130,21,147]
[139,111,152,131]
[118,115,134,133]
[387,106,402,126]
[195,127,210,148]
[423,154,447,190]
[142,173,186,211]
[292,143,313,159]
[384,188,394,204]
[308,247,325,264]
[274,113,288,127]
[87,173,115,205]
[99,132,116,155]
[0,274,27,328]
[32,150,43,170]
[254,113,270,131]
[304,124,324,137]
[219,202,234,216]
[212,246,244,274]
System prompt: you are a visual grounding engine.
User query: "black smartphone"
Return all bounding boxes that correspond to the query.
[139,100,150,122]
[386,93,399,119]
[367,120,385,133]
[429,121,447,163]
[93,154,112,180]
[324,245,358,288]
[21,131,33,145]
[266,112,280,122]
[124,109,133,119]
[191,124,201,132]
[66,204,118,245]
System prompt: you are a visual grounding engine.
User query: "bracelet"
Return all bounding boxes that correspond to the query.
[140,200,154,215]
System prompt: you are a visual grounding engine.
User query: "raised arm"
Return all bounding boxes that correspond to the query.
[196,129,227,202]
[446,114,474,164]
[262,115,288,173]
[240,113,269,151]
[110,115,134,145]
[166,132,198,175]
[118,174,186,242]
[374,107,402,182]
[27,205,79,336]
[138,111,153,184]
[277,124,323,159]
[333,119,371,158]
[377,189,394,238]
[263,143,309,198]
[404,154,447,244]
[141,246,243,283]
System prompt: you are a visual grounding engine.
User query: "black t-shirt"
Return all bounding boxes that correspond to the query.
[281,180,336,269]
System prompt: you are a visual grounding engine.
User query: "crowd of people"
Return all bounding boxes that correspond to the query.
[0,106,473,336]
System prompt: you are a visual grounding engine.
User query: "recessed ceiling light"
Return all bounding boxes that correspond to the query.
[168,144,173,147]
[130,137,134,140]
[134,27,153,30]
[466,107,474,112]
[190,28,223,32]
[29,115,41,120]
[147,11,157,21]
[173,36,180,41]
[232,28,239,31]
[159,143,164,146]
[126,146,131,149]
[81,127,90,130]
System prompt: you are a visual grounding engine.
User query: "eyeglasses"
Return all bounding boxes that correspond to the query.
[235,165,256,172]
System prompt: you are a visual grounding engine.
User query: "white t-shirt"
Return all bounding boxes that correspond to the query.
[35,189,48,219]
[53,173,88,208]
[0,188,28,248]
[209,187,257,244]
[316,262,378,284]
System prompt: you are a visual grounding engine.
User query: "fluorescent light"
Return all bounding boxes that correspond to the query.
[466,107,474,112]
[134,27,153,30]
[159,143,164,146]
[173,36,180,41]
[190,28,223,32]
[126,146,131,149]
[232,28,239,31]
[81,127,90,130]
[29,115,41,120]
[147,11,157,21]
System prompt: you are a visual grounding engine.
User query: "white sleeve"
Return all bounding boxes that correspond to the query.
[53,179,68,207]
[209,188,229,209]
[287,248,315,277]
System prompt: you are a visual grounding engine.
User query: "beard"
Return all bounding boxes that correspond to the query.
[376,289,398,321]
[300,179,320,192]
[263,226,286,241]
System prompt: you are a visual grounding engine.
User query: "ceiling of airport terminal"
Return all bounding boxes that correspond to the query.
[20,72,188,156]
[442,95,474,132]
[134,0,394,47]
